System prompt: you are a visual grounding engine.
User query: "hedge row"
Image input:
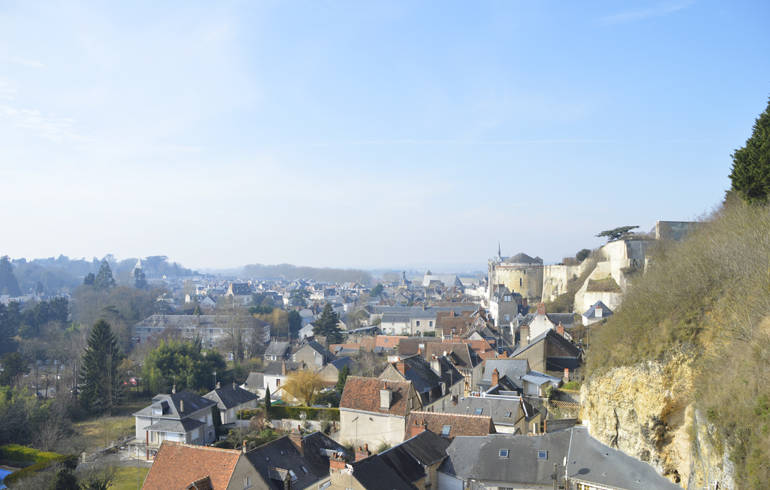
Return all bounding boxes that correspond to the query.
[0,444,63,464]
[238,406,339,421]
[0,445,76,486]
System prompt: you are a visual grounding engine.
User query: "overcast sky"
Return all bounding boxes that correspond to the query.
[1,1,768,271]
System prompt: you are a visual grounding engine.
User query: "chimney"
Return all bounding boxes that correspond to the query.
[396,360,406,376]
[410,418,428,438]
[537,302,546,315]
[379,388,392,410]
[556,324,565,337]
[242,440,247,453]
[491,368,499,386]
[355,444,371,461]
[564,368,570,383]
[329,452,346,472]
[281,361,286,376]
[520,325,530,345]
[171,384,176,394]
[216,381,221,389]
[430,356,441,376]
[289,426,303,455]
[233,381,237,390]
[179,399,184,413]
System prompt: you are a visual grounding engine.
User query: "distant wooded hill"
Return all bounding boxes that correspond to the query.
[9,255,197,294]
[240,263,372,285]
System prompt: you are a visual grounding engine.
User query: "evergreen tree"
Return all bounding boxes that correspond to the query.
[336,364,349,393]
[288,310,302,339]
[264,386,271,416]
[312,304,343,344]
[133,267,147,289]
[0,256,21,297]
[729,97,770,204]
[83,272,95,286]
[79,320,124,414]
[93,260,115,290]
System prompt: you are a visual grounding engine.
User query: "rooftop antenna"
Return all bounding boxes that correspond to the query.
[498,241,502,260]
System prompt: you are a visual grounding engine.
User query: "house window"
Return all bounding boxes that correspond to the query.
[474,408,483,415]
[441,425,451,437]
[505,411,512,418]
[276,379,281,386]
[429,321,433,327]
[243,476,251,488]
[519,278,523,287]
[537,450,548,460]
[499,449,509,458]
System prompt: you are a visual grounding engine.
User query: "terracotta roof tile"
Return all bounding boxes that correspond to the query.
[142,442,242,490]
[405,411,496,439]
[340,376,415,416]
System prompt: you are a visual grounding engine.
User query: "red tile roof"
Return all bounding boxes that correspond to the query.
[142,442,243,490]
[340,376,415,416]
[405,411,496,439]
[375,335,408,348]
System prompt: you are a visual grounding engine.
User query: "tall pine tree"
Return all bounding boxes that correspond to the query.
[312,303,343,344]
[80,320,124,414]
[730,97,770,204]
[93,259,116,290]
[0,256,21,297]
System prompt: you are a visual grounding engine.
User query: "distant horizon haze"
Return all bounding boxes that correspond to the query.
[1,1,766,270]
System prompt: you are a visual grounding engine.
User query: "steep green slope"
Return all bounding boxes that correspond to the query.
[586,200,770,487]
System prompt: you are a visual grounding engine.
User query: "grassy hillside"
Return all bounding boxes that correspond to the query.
[586,199,770,488]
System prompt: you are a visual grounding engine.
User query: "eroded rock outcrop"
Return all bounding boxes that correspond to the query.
[581,355,734,488]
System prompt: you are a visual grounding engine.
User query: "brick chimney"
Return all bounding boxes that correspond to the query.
[396,360,406,376]
[242,440,247,453]
[216,381,221,389]
[491,368,499,386]
[289,426,303,455]
[329,452,346,472]
[556,324,565,337]
[179,399,184,413]
[563,368,570,383]
[281,361,287,376]
[537,302,546,315]
[410,418,428,438]
[355,444,371,461]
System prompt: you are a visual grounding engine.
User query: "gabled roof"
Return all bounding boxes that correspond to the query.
[264,341,290,357]
[383,355,463,405]
[243,372,264,390]
[245,436,322,490]
[443,396,533,427]
[205,383,258,410]
[583,300,614,319]
[440,428,680,489]
[134,391,216,419]
[480,359,530,386]
[350,454,418,490]
[423,342,481,370]
[294,339,332,358]
[142,442,242,489]
[263,361,301,376]
[510,329,581,360]
[406,411,496,439]
[545,313,576,328]
[340,377,415,416]
[300,432,349,477]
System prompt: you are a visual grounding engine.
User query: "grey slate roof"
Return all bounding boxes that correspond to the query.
[566,427,679,489]
[205,383,258,410]
[243,372,264,391]
[480,359,530,386]
[264,361,301,375]
[145,417,204,433]
[350,454,418,490]
[440,428,679,489]
[545,313,576,328]
[133,391,216,419]
[390,355,463,406]
[245,436,322,490]
[443,396,534,428]
[264,341,290,358]
[300,432,349,478]
[583,301,613,319]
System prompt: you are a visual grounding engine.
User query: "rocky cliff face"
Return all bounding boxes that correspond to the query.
[581,355,734,489]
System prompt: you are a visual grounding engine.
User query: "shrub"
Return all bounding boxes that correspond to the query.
[240,406,339,421]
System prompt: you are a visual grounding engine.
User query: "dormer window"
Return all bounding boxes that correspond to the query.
[441,425,451,437]
[537,450,548,460]
[499,449,509,458]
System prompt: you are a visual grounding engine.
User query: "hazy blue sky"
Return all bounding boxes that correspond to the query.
[1,1,768,271]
